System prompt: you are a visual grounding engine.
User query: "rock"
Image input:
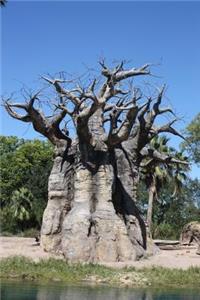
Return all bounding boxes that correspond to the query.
[180,221,200,255]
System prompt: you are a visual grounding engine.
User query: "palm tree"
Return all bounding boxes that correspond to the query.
[10,187,34,231]
[170,151,189,198]
[141,136,188,238]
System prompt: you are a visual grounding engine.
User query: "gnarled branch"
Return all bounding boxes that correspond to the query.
[3,61,185,153]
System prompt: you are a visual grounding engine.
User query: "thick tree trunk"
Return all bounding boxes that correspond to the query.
[41,108,147,262]
[41,140,147,262]
[114,145,147,258]
[41,141,75,253]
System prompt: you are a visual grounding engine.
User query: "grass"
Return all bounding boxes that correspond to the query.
[0,257,118,284]
[136,266,200,288]
[0,256,200,288]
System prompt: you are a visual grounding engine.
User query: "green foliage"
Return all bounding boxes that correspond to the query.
[141,135,189,237]
[0,256,118,284]
[154,180,200,239]
[152,223,177,240]
[142,135,189,196]
[11,188,33,221]
[0,136,53,233]
[182,113,200,164]
[138,178,200,239]
[141,266,200,288]
[9,187,36,231]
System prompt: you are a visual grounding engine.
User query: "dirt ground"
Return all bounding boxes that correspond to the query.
[0,236,200,270]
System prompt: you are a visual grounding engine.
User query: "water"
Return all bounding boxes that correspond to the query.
[1,281,200,300]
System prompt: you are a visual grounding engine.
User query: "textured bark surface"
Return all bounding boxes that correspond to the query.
[41,141,147,262]
[41,142,74,253]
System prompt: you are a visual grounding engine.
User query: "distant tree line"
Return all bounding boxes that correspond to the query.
[138,178,200,239]
[0,136,53,235]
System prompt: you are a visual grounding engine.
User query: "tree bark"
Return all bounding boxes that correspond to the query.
[41,140,146,262]
[41,141,75,252]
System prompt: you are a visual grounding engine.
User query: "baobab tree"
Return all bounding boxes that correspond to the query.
[3,60,186,262]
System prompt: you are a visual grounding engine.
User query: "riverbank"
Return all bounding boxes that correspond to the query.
[1,256,200,288]
[1,237,200,288]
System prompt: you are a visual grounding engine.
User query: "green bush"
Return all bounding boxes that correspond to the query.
[152,223,179,240]
[0,136,53,234]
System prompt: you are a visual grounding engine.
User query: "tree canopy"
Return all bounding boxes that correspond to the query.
[3,62,185,152]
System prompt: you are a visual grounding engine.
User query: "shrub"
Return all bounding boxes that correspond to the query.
[152,223,179,240]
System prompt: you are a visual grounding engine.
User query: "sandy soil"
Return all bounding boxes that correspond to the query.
[0,237,62,262]
[0,236,200,270]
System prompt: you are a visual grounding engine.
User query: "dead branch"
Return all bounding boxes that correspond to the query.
[140,148,189,165]
[3,61,185,152]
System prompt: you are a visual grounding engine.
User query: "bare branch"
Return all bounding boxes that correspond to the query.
[4,101,30,122]
[55,104,74,116]
[151,119,186,140]
[99,61,150,82]
[88,78,97,93]
[140,147,188,166]
[152,85,165,114]
[42,76,81,106]
[111,105,136,112]
[138,98,152,124]
[3,93,72,146]
[50,110,67,126]
[3,62,185,151]
[98,62,149,106]
[158,107,174,115]
[5,102,28,110]
[107,104,139,146]
[115,64,150,82]
[27,90,42,109]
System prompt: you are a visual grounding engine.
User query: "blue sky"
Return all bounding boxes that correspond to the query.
[1,1,200,178]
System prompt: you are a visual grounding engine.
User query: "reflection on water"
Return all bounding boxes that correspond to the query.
[1,281,200,300]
